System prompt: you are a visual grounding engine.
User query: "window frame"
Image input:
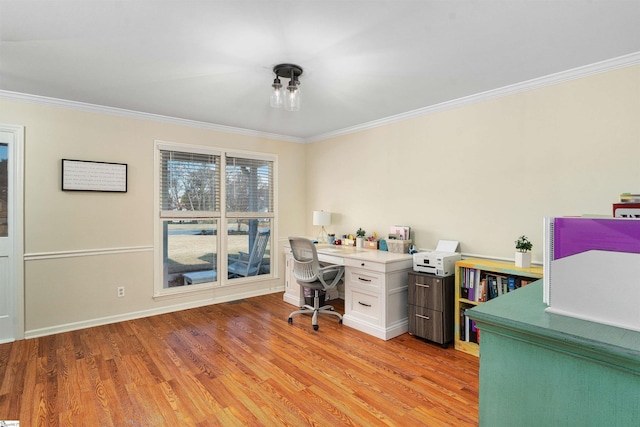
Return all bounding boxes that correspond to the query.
[223,151,276,284]
[154,141,277,298]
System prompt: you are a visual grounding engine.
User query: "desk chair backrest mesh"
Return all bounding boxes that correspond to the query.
[287,237,344,331]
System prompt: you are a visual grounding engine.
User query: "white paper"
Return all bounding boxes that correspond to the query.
[435,240,459,252]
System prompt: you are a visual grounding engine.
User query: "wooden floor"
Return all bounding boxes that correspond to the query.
[0,293,479,426]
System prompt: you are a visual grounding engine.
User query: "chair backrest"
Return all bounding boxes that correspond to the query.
[245,230,270,276]
[288,237,320,283]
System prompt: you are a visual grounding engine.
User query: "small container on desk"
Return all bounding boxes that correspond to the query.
[387,239,412,254]
[362,240,379,249]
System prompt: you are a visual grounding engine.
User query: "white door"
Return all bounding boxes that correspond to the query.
[0,125,24,343]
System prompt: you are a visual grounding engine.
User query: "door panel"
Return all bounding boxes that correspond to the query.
[0,125,24,342]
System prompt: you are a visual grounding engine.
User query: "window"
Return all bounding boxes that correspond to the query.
[155,143,275,294]
[225,154,274,280]
[158,147,220,290]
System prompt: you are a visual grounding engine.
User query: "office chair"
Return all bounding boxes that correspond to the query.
[287,237,344,330]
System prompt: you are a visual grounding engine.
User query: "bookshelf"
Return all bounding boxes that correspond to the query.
[454,258,543,356]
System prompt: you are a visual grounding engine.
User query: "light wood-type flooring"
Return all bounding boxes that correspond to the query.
[0,293,478,426]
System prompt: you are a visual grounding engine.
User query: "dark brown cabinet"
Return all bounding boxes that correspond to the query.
[408,272,455,347]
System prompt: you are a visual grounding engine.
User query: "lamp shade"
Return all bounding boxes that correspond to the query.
[270,80,283,108]
[312,210,331,226]
[284,86,301,111]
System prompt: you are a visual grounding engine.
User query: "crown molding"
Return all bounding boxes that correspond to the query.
[2,52,638,145]
[0,90,305,144]
[306,52,640,143]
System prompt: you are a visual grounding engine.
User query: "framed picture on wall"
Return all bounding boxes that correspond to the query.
[61,159,128,192]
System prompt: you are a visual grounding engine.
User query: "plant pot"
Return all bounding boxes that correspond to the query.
[515,252,531,268]
[356,237,364,248]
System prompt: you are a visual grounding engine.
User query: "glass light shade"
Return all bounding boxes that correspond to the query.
[284,86,301,111]
[270,80,283,108]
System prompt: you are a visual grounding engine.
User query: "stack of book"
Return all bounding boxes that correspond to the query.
[459,267,533,303]
[620,193,640,203]
[613,193,640,218]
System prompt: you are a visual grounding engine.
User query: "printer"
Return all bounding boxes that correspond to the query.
[413,240,461,277]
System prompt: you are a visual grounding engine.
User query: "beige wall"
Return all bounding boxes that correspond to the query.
[0,100,307,336]
[306,65,640,263]
[2,63,638,337]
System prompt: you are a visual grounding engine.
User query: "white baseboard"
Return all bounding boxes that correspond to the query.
[24,287,282,339]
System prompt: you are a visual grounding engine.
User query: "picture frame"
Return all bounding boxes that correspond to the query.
[61,159,128,192]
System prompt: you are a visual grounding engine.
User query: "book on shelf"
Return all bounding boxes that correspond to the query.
[470,319,478,344]
[476,277,486,302]
[461,286,469,299]
[460,267,468,299]
[462,313,478,343]
[487,275,498,300]
[464,313,469,342]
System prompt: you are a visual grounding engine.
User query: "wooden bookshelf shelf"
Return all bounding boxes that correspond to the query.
[454,258,543,356]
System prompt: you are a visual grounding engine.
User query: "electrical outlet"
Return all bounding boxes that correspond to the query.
[117,286,125,297]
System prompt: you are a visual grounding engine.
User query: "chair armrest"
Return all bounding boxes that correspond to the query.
[228,252,249,263]
[317,265,345,289]
[318,264,343,275]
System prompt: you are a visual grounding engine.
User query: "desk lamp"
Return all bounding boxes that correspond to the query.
[312,210,331,243]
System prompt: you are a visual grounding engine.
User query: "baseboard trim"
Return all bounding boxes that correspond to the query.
[24,287,282,339]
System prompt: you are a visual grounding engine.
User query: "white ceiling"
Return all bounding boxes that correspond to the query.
[1,1,639,141]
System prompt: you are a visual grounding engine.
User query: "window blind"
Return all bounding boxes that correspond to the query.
[225,156,273,213]
[159,150,220,214]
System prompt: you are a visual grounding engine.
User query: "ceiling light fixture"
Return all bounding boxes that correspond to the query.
[270,63,303,111]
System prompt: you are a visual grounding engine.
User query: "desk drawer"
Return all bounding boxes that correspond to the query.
[347,288,381,325]
[317,253,345,265]
[347,268,382,291]
[408,274,443,311]
[344,258,386,273]
[408,306,444,344]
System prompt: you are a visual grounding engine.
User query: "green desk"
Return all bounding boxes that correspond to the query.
[468,281,640,427]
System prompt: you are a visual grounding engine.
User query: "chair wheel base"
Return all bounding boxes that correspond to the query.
[339,319,343,324]
[288,317,293,324]
[313,325,319,331]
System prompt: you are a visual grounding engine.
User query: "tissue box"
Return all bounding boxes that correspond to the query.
[387,239,412,253]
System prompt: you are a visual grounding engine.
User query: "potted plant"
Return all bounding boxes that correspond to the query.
[515,235,532,268]
[355,228,366,248]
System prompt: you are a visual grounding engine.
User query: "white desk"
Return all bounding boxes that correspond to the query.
[284,244,413,340]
